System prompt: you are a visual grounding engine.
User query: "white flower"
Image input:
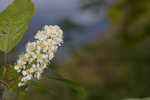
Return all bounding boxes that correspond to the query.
[18,82,24,87]
[14,25,63,87]
[47,51,54,60]
[35,31,47,41]
[22,70,27,76]
[40,41,48,52]
[17,60,26,65]
[14,65,19,70]
[26,42,37,53]
[34,72,41,80]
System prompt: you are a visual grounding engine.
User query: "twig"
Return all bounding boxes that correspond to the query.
[0,80,8,88]
[2,52,8,81]
[4,52,8,68]
[7,75,19,83]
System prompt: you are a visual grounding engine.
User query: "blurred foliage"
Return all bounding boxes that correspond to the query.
[108,0,150,44]
[60,19,80,31]
[80,0,106,13]
[38,0,150,100]
[20,0,150,99]
[59,18,83,42]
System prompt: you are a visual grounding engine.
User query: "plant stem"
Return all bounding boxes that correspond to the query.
[0,80,8,88]
[0,87,4,100]
[0,53,8,100]
[2,52,7,81]
[4,53,7,68]
[7,75,19,83]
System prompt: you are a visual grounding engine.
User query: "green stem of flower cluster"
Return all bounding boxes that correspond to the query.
[4,52,8,68]
[0,52,8,100]
[2,52,17,84]
[2,52,8,83]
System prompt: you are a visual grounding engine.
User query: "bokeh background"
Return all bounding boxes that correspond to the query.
[0,0,150,100]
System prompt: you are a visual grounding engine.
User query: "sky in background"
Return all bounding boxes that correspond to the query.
[0,0,108,62]
[0,0,101,25]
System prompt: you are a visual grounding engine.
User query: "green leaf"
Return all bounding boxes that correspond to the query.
[18,91,26,100]
[0,0,34,53]
[27,80,58,96]
[27,81,52,93]
[44,70,86,96]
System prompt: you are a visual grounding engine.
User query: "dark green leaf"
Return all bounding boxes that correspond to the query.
[44,70,86,96]
[27,80,58,96]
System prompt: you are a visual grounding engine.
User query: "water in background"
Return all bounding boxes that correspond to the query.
[0,0,108,63]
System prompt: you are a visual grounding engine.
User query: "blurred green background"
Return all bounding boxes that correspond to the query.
[1,0,150,100]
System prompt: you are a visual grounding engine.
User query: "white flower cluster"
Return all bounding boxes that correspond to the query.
[14,25,63,87]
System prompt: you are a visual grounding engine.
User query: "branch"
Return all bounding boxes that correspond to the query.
[4,52,8,68]
[0,80,8,88]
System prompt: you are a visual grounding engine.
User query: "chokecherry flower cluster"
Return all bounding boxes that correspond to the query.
[14,25,63,87]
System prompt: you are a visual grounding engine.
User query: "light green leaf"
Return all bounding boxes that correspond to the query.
[44,70,86,96]
[0,0,34,53]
